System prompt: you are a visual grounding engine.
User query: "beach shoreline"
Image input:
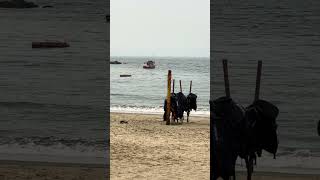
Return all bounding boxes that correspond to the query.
[0,159,319,180]
[0,160,108,180]
[110,109,210,117]
[0,112,318,179]
[236,171,320,180]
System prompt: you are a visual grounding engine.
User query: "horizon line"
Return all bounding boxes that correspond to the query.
[110,55,210,58]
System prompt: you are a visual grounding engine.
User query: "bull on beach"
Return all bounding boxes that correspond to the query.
[163,92,197,123]
[210,97,279,180]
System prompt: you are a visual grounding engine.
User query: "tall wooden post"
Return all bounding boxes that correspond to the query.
[189,81,192,93]
[222,59,230,98]
[173,79,175,93]
[166,70,172,125]
[254,61,262,102]
[179,80,182,92]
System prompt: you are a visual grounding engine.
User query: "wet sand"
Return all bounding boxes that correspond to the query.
[0,160,107,180]
[237,171,320,180]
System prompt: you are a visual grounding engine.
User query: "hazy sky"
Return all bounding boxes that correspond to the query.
[111,0,209,57]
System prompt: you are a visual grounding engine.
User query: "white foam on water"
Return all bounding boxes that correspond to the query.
[110,105,210,117]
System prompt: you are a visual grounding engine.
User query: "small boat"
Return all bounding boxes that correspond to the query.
[120,74,131,77]
[32,41,70,48]
[143,60,155,69]
[110,60,122,64]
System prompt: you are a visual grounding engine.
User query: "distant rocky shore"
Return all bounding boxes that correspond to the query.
[0,0,38,8]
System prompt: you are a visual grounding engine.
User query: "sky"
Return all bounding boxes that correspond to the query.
[110,0,209,57]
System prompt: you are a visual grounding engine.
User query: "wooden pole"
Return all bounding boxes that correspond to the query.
[222,59,230,98]
[179,80,182,92]
[173,79,175,93]
[254,61,262,102]
[166,70,172,125]
[189,81,192,93]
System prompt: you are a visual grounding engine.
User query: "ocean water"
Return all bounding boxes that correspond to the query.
[110,56,210,116]
[212,0,320,173]
[0,0,108,164]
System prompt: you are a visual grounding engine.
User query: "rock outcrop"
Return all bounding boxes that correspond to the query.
[0,0,38,8]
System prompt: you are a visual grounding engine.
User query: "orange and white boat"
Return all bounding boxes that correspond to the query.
[143,60,155,69]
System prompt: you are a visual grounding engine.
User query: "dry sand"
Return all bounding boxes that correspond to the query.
[111,113,320,180]
[111,113,210,180]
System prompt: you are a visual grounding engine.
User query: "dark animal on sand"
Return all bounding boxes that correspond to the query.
[163,93,178,123]
[163,92,197,123]
[120,120,128,124]
[211,97,244,180]
[186,93,197,122]
[210,97,279,180]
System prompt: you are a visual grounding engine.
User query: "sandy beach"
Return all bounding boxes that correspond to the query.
[111,112,320,180]
[111,112,210,180]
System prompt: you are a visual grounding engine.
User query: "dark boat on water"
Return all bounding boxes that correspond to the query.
[32,41,70,48]
[120,74,131,77]
[110,61,122,64]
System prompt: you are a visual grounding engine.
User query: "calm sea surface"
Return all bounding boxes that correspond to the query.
[212,0,320,173]
[0,0,108,163]
[110,56,210,116]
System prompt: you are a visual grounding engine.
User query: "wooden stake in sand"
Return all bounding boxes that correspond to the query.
[222,59,230,98]
[173,79,175,93]
[166,70,172,125]
[254,61,262,102]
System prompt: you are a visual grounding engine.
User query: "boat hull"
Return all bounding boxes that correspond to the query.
[32,42,70,48]
[143,66,155,69]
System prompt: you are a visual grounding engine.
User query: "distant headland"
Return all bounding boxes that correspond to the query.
[0,0,38,8]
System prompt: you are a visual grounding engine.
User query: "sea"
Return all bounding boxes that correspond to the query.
[1,0,319,175]
[0,0,108,164]
[110,56,210,116]
[212,0,320,174]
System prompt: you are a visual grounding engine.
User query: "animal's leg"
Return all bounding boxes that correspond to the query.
[245,157,250,180]
[171,112,175,123]
[245,157,253,180]
[187,111,190,122]
[163,111,166,121]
